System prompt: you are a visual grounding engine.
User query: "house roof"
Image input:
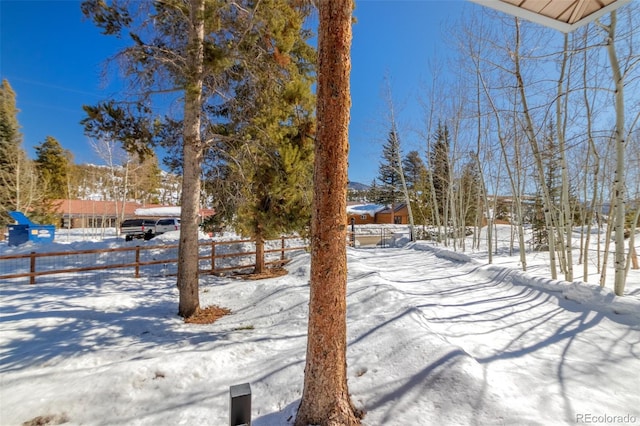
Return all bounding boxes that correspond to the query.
[469,0,632,32]
[135,206,216,218]
[52,200,215,219]
[53,199,144,217]
[377,204,408,215]
[346,204,387,217]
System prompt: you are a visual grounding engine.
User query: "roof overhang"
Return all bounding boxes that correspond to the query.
[468,0,632,33]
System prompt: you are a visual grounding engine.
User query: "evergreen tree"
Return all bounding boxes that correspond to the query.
[403,150,426,189]
[130,154,162,204]
[430,121,451,219]
[0,79,22,180]
[35,136,72,200]
[367,179,381,204]
[403,150,430,226]
[32,136,72,224]
[201,159,236,231]
[81,0,315,315]
[532,121,561,249]
[459,158,482,225]
[376,129,403,209]
[228,2,316,273]
[0,79,37,227]
[531,190,548,250]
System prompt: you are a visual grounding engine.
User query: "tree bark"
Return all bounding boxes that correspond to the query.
[296,1,361,425]
[177,0,204,318]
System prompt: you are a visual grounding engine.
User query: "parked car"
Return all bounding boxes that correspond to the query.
[120,219,157,241]
[155,218,181,235]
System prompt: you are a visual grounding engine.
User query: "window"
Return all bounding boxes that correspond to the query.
[360,215,367,220]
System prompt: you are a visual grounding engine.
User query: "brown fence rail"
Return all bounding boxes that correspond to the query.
[0,236,308,284]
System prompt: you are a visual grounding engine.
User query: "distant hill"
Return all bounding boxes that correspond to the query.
[348,181,370,191]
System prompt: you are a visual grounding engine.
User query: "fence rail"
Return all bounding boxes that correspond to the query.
[0,236,308,284]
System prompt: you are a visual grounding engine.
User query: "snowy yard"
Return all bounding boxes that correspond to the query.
[1,226,639,425]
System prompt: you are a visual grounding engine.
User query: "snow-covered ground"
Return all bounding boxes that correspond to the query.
[0,226,639,425]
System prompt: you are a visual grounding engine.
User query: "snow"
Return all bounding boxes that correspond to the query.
[1,226,639,425]
[347,204,386,217]
[134,207,181,217]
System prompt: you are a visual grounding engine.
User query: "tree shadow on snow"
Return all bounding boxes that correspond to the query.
[0,277,229,373]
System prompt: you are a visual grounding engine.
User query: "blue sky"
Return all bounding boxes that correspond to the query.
[1,0,473,185]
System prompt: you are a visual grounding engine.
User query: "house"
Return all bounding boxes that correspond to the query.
[52,200,215,229]
[346,203,386,225]
[374,204,410,225]
[134,206,216,223]
[346,203,411,225]
[53,199,149,228]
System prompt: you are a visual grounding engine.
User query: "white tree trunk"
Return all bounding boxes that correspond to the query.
[513,18,558,279]
[604,11,628,296]
[556,33,573,282]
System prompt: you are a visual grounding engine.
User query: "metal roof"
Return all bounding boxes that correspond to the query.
[469,0,632,32]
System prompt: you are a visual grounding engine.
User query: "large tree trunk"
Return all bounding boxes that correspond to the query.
[177,0,204,319]
[296,1,361,425]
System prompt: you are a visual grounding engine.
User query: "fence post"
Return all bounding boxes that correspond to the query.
[135,246,140,278]
[280,236,285,261]
[211,241,217,274]
[30,251,36,285]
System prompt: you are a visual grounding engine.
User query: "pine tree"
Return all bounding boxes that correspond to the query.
[130,154,162,204]
[532,121,561,249]
[403,150,430,226]
[229,2,315,274]
[0,80,22,179]
[81,0,314,316]
[0,79,37,227]
[296,1,361,423]
[531,191,548,250]
[376,129,403,211]
[35,136,72,200]
[32,136,72,224]
[430,121,451,219]
[367,179,381,203]
[459,158,482,226]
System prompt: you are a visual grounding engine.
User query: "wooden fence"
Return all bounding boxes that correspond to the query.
[0,236,307,284]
